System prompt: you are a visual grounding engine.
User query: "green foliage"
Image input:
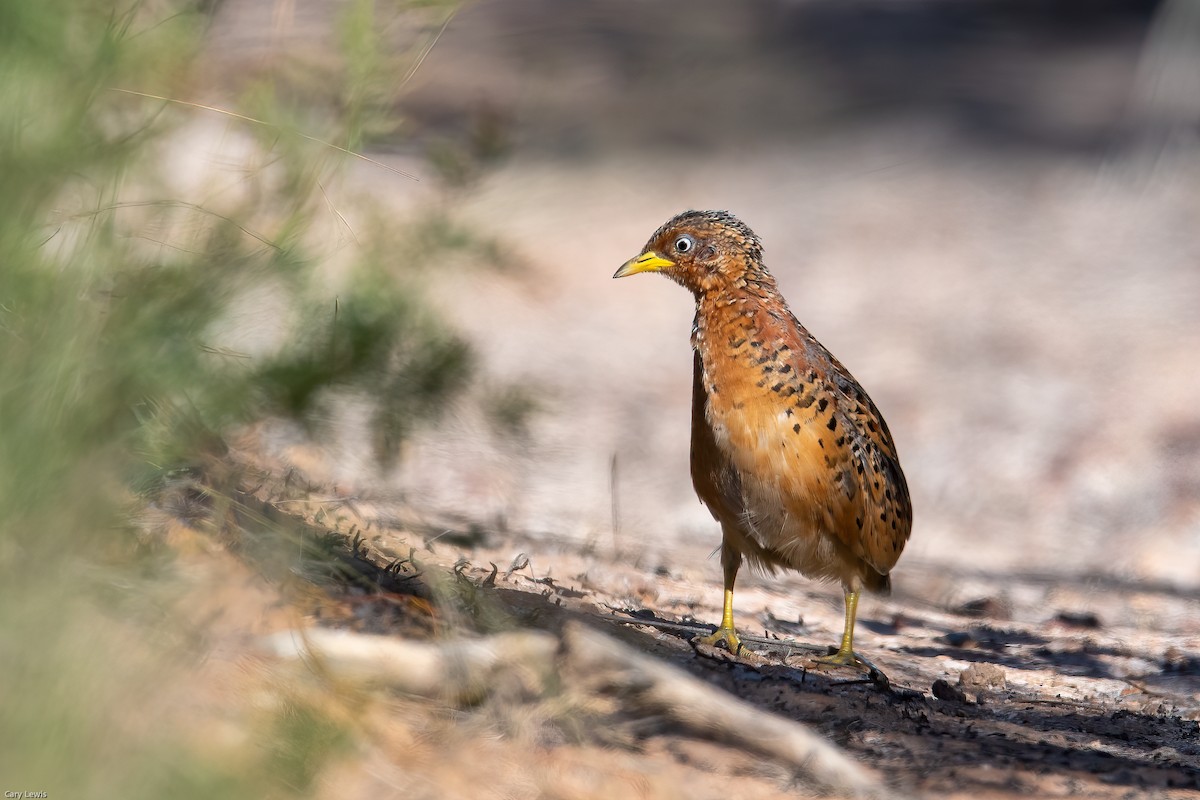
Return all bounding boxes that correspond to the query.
[0,0,469,797]
[339,0,395,147]
[256,269,473,463]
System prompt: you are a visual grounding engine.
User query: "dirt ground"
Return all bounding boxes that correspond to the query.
[167,1,1200,797]
[167,442,1200,800]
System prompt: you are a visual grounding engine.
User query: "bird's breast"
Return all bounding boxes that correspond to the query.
[693,309,836,526]
[691,296,911,581]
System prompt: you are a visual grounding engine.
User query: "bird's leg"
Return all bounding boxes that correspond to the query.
[696,545,742,654]
[813,589,891,686]
[816,588,867,668]
[819,588,858,665]
[806,587,892,681]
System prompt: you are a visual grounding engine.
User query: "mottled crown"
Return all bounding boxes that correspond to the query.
[652,210,764,263]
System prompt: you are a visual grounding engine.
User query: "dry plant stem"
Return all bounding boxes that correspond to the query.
[604,610,829,654]
[265,623,897,799]
[561,623,896,800]
[262,628,559,705]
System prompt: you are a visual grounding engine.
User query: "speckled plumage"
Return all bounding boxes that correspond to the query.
[615,209,912,666]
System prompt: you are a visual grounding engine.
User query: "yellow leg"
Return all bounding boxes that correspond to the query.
[816,588,862,667]
[696,546,742,654]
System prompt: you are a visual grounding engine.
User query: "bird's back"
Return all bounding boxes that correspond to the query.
[689,286,912,591]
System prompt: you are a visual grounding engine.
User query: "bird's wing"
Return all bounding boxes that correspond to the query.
[780,313,912,575]
[689,350,745,526]
[712,304,913,577]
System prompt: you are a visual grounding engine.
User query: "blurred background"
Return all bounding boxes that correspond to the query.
[3,0,1198,797]
[266,0,1199,582]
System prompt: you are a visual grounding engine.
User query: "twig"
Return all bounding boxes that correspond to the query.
[265,624,902,798]
[262,627,558,704]
[562,623,897,799]
[605,609,898,692]
[603,609,829,655]
[108,89,418,181]
[73,199,281,250]
[397,11,457,90]
[318,180,359,244]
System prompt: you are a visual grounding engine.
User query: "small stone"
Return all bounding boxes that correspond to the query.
[942,631,975,648]
[1150,746,1182,763]
[959,662,1006,690]
[932,679,967,703]
[1054,610,1101,628]
[1162,646,1197,673]
[955,596,1012,619]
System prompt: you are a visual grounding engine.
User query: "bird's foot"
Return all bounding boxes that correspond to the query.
[814,647,864,668]
[695,624,743,656]
[814,647,891,689]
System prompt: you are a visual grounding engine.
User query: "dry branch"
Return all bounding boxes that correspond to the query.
[262,627,559,705]
[561,623,895,799]
[262,622,899,798]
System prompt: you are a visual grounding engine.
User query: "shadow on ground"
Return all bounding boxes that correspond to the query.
[224,486,1200,799]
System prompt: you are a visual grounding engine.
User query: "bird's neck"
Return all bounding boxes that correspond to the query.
[693,265,782,312]
[691,272,787,352]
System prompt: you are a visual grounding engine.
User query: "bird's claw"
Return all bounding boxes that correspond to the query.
[814,648,865,668]
[695,625,743,656]
[814,648,891,688]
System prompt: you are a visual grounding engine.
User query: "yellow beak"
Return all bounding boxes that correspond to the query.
[614,251,674,279]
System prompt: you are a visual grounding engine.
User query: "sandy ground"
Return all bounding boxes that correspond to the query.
[167,446,1200,800]
[164,1,1200,797]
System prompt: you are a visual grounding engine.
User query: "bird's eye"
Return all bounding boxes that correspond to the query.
[674,235,694,254]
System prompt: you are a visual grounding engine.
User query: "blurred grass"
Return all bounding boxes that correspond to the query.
[0,0,468,796]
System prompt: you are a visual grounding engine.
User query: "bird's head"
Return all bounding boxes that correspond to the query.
[614,210,766,295]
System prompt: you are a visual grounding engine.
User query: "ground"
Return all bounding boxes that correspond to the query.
[163,440,1199,800]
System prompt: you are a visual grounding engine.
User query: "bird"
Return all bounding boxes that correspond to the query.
[614,210,912,671]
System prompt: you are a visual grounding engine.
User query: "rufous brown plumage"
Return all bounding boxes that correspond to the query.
[615,210,912,669]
